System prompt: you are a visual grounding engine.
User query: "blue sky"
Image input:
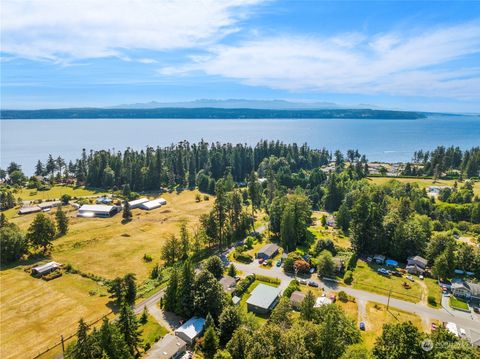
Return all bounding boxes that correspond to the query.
[1,0,480,112]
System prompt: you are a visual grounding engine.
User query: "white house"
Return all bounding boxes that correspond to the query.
[31,261,61,276]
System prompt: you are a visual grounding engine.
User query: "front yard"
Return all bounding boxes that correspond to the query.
[351,260,423,303]
[449,296,470,311]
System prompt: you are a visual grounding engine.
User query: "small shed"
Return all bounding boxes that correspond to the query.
[246,284,281,314]
[145,333,186,359]
[373,254,386,264]
[232,296,241,306]
[290,290,306,309]
[31,261,61,276]
[174,317,205,345]
[257,243,280,260]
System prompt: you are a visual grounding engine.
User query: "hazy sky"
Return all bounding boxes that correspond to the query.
[1,0,480,112]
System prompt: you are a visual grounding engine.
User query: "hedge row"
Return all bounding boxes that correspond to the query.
[234,274,256,296]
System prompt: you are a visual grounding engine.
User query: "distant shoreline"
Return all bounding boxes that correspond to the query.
[0,107,426,120]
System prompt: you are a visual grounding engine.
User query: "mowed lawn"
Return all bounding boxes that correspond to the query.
[352,261,423,303]
[11,190,213,281]
[368,177,480,196]
[361,301,423,349]
[0,270,109,359]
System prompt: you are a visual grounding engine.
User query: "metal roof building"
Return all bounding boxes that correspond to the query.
[257,243,280,260]
[141,199,164,210]
[246,284,281,314]
[145,333,186,359]
[128,198,149,209]
[78,204,118,218]
[174,316,205,345]
[19,206,41,215]
[31,261,61,276]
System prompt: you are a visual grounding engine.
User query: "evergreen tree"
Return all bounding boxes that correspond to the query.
[218,306,241,345]
[300,291,316,321]
[35,160,45,176]
[336,202,350,233]
[205,256,224,280]
[117,302,141,356]
[248,171,262,218]
[98,318,132,359]
[194,270,224,319]
[55,206,69,236]
[176,260,195,317]
[163,267,179,312]
[373,322,425,359]
[122,201,132,222]
[179,221,190,259]
[227,264,237,277]
[108,277,124,307]
[203,326,219,359]
[161,234,180,266]
[123,273,137,306]
[72,319,96,359]
[27,213,56,254]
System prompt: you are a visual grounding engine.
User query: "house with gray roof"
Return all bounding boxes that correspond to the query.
[257,243,280,260]
[290,290,306,309]
[246,284,281,314]
[452,281,480,302]
[145,333,186,359]
[406,255,428,275]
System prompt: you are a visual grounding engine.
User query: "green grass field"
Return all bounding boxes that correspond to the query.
[16,185,107,201]
[449,296,470,311]
[424,278,442,308]
[2,190,213,359]
[139,314,168,351]
[352,261,423,303]
[368,177,480,196]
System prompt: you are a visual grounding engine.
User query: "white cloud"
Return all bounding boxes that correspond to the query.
[0,0,263,61]
[163,22,480,99]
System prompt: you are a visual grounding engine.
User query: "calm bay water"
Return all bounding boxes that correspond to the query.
[1,115,479,175]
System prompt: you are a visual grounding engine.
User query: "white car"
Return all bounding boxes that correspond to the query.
[299,279,308,285]
[406,275,414,282]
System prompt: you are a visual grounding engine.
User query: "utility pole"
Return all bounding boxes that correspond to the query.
[61,335,65,355]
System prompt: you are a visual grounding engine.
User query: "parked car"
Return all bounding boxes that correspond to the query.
[309,268,316,274]
[276,260,282,267]
[392,271,403,277]
[299,279,308,285]
[406,275,414,282]
[431,323,438,331]
[330,294,336,302]
[419,275,424,280]
[234,276,241,282]
[359,322,365,331]
[258,258,264,264]
[308,280,319,287]
[377,268,389,275]
[473,306,479,313]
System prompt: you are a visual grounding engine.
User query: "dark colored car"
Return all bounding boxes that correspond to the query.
[308,280,319,287]
[359,322,365,331]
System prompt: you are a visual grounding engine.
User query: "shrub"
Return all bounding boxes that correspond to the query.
[283,280,300,298]
[143,253,153,262]
[42,270,62,281]
[195,193,201,202]
[338,291,348,302]
[204,195,210,201]
[245,236,254,249]
[233,252,253,263]
[428,295,437,306]
[256,274,281,284]
[144,342,151,352]
[234,274,255,296]
[315,238,337,256]
[347,253,358,270]
[294,259,311,275]
[61,194,71,204]
[343,270,353,285]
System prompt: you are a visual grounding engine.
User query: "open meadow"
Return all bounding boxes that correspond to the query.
[368,176,480,196]
[1,189,213,359]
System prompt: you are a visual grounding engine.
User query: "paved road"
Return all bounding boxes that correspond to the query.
[232,261,480,334]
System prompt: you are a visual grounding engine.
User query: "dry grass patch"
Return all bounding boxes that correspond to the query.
[16,185,106,201]
[361,301,423,349]
[10,190,213,281]
[0,269,109,359]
